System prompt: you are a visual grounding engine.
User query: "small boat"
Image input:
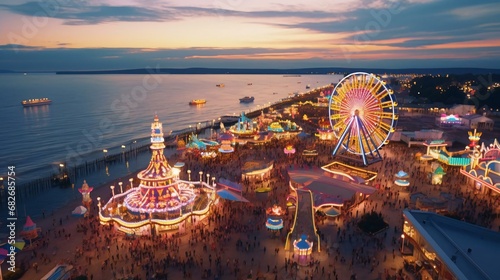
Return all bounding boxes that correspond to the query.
[21,98,52,107]
[239,96,255,103]
[273,92,278,95]
[216,83,225,87]
[247,83,252,85]
[189,99,206,105]
[306,84,311,89]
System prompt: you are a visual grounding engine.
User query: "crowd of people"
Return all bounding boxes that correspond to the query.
[13,115,500,280]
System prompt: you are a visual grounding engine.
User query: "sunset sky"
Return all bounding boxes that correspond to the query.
[0,0,499,71]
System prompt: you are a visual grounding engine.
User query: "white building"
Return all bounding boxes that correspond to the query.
[461,114,494,131]
[448,104,476,116]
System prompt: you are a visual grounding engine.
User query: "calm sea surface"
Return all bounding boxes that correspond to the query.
[0,73,341,221]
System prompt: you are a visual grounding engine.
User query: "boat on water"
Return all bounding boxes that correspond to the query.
[306,84,311,89]
[189,99,206,105]
[247,83,252,85]
[21,98,52,107]
[216,83,225,87]
[239,96,255,103]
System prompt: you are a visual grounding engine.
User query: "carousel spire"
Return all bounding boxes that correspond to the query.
[138,115,173,181]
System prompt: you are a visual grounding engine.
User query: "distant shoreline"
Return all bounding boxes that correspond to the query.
[2,67,500,75]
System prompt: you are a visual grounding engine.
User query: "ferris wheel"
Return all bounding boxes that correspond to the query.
[329,72,398,165]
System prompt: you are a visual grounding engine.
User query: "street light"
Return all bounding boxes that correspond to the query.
[187,170,191,181]
[110,185,115,198]
[97,197,101,213]
[199,171,203,183]
[206,174,210,185]
[401,234,405,253]
[212,177,216,187]
[119,182,123,193]
[129,178,134,189]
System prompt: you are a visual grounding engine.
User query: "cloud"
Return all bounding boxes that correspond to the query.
[0,1,177,25]
[276,0,500,49]
[449,2,500,19]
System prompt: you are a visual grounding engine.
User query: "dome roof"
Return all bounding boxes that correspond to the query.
[218,132,235,141]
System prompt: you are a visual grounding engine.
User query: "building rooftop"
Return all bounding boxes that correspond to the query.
[403,209,500,280]
[288,168,376,207]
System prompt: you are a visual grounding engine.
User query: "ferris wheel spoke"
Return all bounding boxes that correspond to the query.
[379,112,397,120]
[364,102,381,112]
[378,121,394,133]
[380,101,396,109]
[375,89,390,101]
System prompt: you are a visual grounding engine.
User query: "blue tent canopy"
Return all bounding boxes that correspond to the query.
[217,189,249,202]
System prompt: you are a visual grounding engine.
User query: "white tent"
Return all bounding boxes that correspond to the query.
[71,206,87,216]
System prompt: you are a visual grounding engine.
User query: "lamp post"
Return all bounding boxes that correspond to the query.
[199,171,203,184]
[401,234,405,253]
[110,185,115,198]
[103,149,108,159]
[187,170,191,181]
[119,182,123,193]
[212,177,216,187]
[206,174,210,185]
[129,178,134,189]
[97,197,101,213]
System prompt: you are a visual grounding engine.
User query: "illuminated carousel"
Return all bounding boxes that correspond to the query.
[265,204,285,232]
[315,118,334,140]
[78,180,94,207]
[267,120,301,139]
[218,131,235,153]
[394,170,410,187]
[98,116,216,235]
[229,112,257,139]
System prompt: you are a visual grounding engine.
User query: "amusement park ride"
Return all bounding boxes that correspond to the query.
[329,72,398,165]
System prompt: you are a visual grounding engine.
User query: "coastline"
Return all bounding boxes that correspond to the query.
[3,87,326,207]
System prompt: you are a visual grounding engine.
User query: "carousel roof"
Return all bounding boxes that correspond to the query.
[433,166,446,175]
[395,170,409,178]
[266,217,283,226]
[296,234,312,249]
[218,131,235,141]
[23,216,36,231]
[324,207,340,217]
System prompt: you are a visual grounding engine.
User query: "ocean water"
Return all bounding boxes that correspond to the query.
[0,73,341,220]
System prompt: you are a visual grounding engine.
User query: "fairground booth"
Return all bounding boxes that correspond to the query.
[461,139,500,195]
